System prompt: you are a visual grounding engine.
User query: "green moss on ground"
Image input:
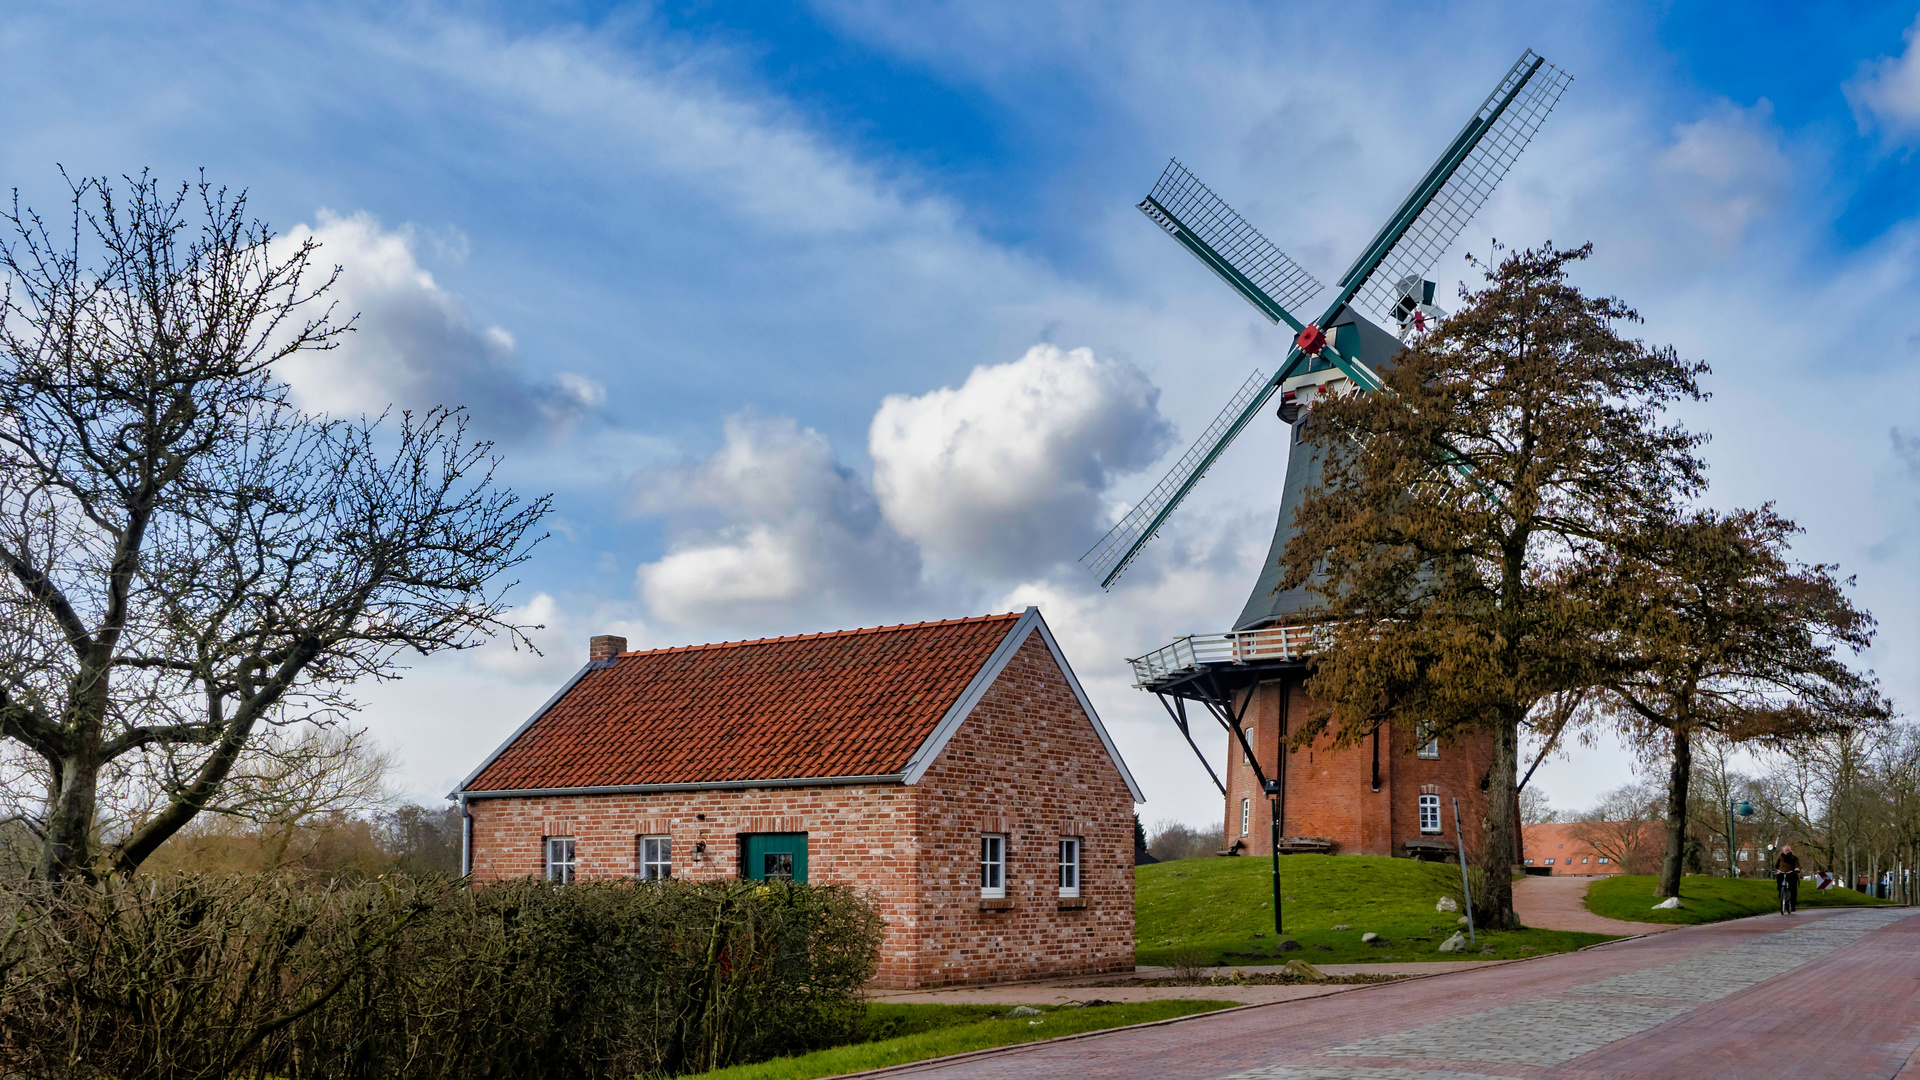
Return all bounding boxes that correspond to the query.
[1585,874,1892,925]
[1135,854,1610,966]
[688,1000,1235,1080]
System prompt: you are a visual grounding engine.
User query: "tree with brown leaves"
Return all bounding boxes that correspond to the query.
[1279,243,1706,928]
[1592,507,1887,899]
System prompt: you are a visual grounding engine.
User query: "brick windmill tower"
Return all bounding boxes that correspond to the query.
[1087,52,1571,872]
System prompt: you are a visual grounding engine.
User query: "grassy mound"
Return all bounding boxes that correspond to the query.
[689,1000,1234,1079]
[1136,854,1610,966]
[1585,874,1893,924]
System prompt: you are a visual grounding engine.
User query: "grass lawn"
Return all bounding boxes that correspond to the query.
[688,1000,1235,1080]
[1136,854,1611,967]
[1585,874,1893,925]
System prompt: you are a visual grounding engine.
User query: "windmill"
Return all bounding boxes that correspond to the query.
[1084,49,1571,636]
[1102,51,1571,930]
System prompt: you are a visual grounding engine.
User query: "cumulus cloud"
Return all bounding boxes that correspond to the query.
[275,210,604,438]
[633,414,922,626]
[1654,100,1792,247]
[869,345,1174,577]
[1847,15,1920,146]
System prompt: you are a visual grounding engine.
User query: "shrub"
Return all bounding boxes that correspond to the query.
[0,873,883,1080]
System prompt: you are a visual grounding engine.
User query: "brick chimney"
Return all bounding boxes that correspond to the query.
[589,635,627,662]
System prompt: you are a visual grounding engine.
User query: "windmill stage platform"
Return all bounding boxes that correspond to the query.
[1127,622,1319,692]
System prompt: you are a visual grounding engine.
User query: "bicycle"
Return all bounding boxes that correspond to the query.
[1775,870,1799,915]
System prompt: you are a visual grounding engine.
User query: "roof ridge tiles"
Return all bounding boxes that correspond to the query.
[614,610,1023,658]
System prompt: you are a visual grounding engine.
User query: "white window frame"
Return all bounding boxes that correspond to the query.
[1240,798,1251,836]
[1416,727,1440,759]
[639,835,671,881]
[545,837,576,883]
[1598,857,1610,864]
[980,835,1007,899]
[1058,837,1082,898]
[1418,794,1441,834]
[1545,858,1555,866]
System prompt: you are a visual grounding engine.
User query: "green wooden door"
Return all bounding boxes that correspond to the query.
[741,833,808,883]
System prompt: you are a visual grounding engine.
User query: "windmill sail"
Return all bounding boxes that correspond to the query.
[1141,161,1324,328]
[1082,368,1273,588]
[1337,50,1573,328]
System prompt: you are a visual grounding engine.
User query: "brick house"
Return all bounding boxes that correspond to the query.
[453,607,1143,989]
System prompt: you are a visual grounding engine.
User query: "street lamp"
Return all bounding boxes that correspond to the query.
[1726,799,1755,878]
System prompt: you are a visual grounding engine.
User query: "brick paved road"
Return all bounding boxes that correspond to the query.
[878,907,1920,1079]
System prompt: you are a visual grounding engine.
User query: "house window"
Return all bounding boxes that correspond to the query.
[1545,858,1555,866]
[545,837,576,883]
[1598,857,1610,864]
[639,835,671,880]
[1581,857,1589,865]
[980,835,1007,899]
[1524,859,1535,866]
[1416,727,1440,759]
[1240,799,1251,836]
[1058,838,1082,898]
[1418,794,1441,834]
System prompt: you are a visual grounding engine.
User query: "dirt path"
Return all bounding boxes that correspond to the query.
[1512,873,1675,935]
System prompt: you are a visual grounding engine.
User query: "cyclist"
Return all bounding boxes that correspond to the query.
[1773,843,1801,914]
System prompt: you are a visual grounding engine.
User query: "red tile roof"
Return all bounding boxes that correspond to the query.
[462,613,1024,792]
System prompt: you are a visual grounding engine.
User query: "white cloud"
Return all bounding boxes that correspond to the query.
[1847,14,1920,145]
[633,414,922,626]
[870,345,1173,577]
[274,210,604,438]
[1653,100,1792,248]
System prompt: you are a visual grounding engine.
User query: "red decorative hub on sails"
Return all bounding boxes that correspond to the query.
[1294,323,1327,354]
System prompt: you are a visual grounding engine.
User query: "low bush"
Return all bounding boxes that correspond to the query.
[0,873,883,1080]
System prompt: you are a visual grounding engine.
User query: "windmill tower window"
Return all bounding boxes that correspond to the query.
[1240,798,1252,836]
[1418,795,1442,834]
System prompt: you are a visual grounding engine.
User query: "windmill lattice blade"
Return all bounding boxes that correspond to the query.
[1082,368,1273,588]
[1347,51,1572,327]
[1143,161,1325,321]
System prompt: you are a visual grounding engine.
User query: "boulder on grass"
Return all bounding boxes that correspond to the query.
[1652,897,1682,910]
[1438,932,1467,953]
[1436,896,1459,912]
[1360,932,1379,943]
[1281,959,1327,981]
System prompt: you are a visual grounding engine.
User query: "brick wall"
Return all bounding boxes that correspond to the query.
[910,634,1136,987]
[1222,677,1496,860]
[465,631,1134,989]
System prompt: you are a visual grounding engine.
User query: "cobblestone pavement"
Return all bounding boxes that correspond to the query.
[875,907,1920,1080]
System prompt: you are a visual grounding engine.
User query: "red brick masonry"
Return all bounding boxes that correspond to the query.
[459,609,1140,989]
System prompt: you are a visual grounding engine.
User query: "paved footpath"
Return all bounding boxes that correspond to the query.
[1510,875,1673,936]
[877,907,1920,1080]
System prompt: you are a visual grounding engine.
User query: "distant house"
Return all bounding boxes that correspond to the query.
[1521,822,1631,876]
[453,607,1142,989]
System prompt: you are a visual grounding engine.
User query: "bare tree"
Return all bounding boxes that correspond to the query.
[0,172,548,880]
[1519,786,1559,825]
[1569,782,1665,875]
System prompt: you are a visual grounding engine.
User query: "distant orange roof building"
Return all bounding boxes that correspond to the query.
[455,607,1142,989]
[1521,822,1625,875]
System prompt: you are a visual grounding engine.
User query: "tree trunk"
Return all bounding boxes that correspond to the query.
[1658,728,1691,898]
[39,746,101,881]
[1476,711,1521,929]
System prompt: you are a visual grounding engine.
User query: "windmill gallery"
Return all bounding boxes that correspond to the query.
[457,50,1573,987]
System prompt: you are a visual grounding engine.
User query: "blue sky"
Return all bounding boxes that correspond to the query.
[4,1,1916,828]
